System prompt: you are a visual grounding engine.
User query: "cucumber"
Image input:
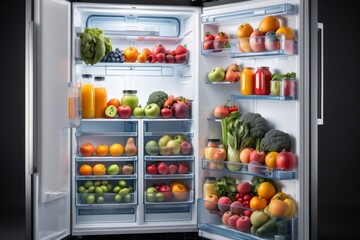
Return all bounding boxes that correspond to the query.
[256,217,278,237]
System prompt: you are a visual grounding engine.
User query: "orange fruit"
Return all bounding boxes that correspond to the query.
[142,48,152,57]
[249,196,267,211]
[137,52,148,63]
[258,15,280,33]
[107,98,121,108]
[265,151,278,167]
[268,199,289,217]
[124,46,139,63]
[275,27,295,40]
[236,22,254,38]
[92,163,106,175]
[79,164,93,175]
[80,143,94,157]
[109,143,124,157]
[95,144,109,157]
[257,182,276,200]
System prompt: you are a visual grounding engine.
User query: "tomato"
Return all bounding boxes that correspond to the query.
[204,31,215,41]
[214,32,229,48]
[80,143,95,157]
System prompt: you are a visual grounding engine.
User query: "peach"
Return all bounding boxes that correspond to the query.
[218,196,232,212]
[204,194,219,210]
[240,147,254,163]
[230,201,244,215]
[228,214,240,229]
[221,211,233,225]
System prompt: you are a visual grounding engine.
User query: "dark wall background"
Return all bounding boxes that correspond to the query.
[317,0,360,239]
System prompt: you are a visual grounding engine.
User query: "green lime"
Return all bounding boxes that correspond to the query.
[84,181,93,188]
[101,185,108,193]
[118,180,126,188]
[113,186,121,193]
[114,194,122,203]
[95,186,104,195]
[97,196,105,204]
[88,186,95,193]
[78,186,86,193]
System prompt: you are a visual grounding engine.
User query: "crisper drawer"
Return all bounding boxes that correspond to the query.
[197,198,297,240]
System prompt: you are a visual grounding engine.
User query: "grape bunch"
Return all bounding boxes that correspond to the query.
[101,48,125,63]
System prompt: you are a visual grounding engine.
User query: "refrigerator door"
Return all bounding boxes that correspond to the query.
[33,0,72,239]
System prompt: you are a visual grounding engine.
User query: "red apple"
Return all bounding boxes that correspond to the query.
[249,30,265,52]
[236,215,251,232]
[180,141,192,155]
[159,184,172,201]
[239,148,254,163]
[165,54,175,63]
[276,150,297,170]
[165,49,175,56]
[221,211,233,225]
[230,201,244,215]
[228,214,240,229]
[249,150,266,164]
[117,105,132,119]
[173,102,188,118]
[168,162,178,174]
[156,52,165,63]
[152,44,166,55]
[174,53,187,64]
[213,105,229,119]
[204,194,219,210]
[224,70,238,82]
[177,162,189,174]
[236,182,251,194]
[174,45,187,55]
[160,108,173,119]
[243,209,253,217]
[204,31,215,41]
[157,162,169,175]
[213,148,226,161]
[146,163,157,175]
[203,40,214,50]
[218,196,232,212]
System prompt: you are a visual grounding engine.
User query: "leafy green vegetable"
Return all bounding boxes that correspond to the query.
[214,176,237,201]
[79,28,112,65]
[271,72,296,81]
[241,112,270,150]
[260,129,292,152]
[147,91,168,108]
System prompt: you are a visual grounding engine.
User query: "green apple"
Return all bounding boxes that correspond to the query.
[118,180,127,188]
[101,180,108,185]
[78,186,86,193]
[107,164,120,175]
[146,186,158,202]
[114,194,122,203]
[250,210,271,228]
[95,186,104,195]
[166,139,181,155]
[158,134,173,147]
[97,196,105,204]
[208,67,225,82]
[133,105,145,119]
[113,185,121,193]
[174,134,187,143]
[124,193,132,203]
[101,185,108,193]
[145,140,160,156]
[88,186,95,193]
[94,180,101,187]
[86,194,95,205]
[144,103,160,119]
[155,192,164,202]
[84,180,93,189]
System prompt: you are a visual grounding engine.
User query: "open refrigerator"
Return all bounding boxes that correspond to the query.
[31,0,312,239]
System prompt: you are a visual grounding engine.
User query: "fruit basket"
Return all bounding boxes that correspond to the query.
[230,34,297,58]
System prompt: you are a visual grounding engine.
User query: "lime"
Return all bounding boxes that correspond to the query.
[84,181,93,188]
[78,186,86,193]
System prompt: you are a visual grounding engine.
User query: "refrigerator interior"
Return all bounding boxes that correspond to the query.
[71,3,201,235]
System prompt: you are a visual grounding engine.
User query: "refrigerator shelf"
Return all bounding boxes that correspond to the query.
[76,156,137,161]
[144,131,193,137]
[230,94,296,101]
[201,3,295,24]
[76,193,137,206]
[144,190,194,204]
[144,155,195,161]
[197,198,297,240]
[201,47,230,57]
[202,159,297,180]
[75,131,137,137]
[206,80,239,85]
[145,173,194,180]
[76,175,137,180]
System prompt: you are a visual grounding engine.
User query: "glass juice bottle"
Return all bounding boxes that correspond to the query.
[240,67,254,95]
[203,177,217,197]
[81,74,95,119]
[254,66,272,95]
[121,90,139,113]
[94,76,107,118]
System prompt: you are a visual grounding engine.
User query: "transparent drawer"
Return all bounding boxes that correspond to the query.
[144,160,194,179]
[76,192,137,206]
[230,35,297,58]
[76,161,137,178]
[197,198,297,240]
[202,159,297,180]
[144,190,193,204]
[144,203,192,222]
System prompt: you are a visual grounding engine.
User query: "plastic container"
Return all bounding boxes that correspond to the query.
[240,67,254,95]
[280,78,296,97]
[204,139,220,160]
[81,74,95,119]
[68,82,82,127]
[203,177,217,197]
[121,90,139,113]
[254,66,272,95]
[94,76,107,118]
[270,80,281,96]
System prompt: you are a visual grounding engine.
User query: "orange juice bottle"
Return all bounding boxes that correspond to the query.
[240,67,255,95]
[94,76,107,118]
[81,74,95,119]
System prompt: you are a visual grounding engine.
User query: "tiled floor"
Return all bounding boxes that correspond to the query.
[68,232,209,240]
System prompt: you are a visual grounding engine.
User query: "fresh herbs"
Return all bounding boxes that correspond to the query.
[214,176,239,201]
[271,72,296,81]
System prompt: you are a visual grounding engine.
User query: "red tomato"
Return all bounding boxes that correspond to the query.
[204,31,215,41]
[214,32,229,48]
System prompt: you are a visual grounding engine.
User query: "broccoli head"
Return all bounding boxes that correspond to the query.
[147,91,168,108]
[240,112,269,138]
[260,129,292,152]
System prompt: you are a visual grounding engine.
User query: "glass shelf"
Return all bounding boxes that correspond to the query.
[144,131,194,137]
[144,155,195,161]
[206,80,239,85]
[201,47,230,57]
[75,131,137,137]
[76,156,137,161]
[230,94,296,101]
[202,159,297,180]
[75,175,137,180]
[145,173,194,180]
